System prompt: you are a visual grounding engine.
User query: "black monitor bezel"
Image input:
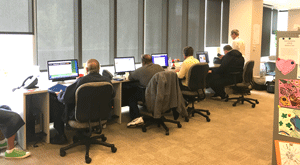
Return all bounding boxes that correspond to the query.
[151,53,168,68]
[114,56,136,75]
[47,59,79,82]
[196,51,209,63]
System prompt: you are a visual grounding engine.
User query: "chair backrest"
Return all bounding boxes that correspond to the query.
[186,63,209,91]
[243,61,254,84]
[75,82,113,122]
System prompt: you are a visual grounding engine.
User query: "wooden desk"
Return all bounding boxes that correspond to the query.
[12,79,128,150]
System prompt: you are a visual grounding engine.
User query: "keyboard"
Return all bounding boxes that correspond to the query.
[112,78,124,81]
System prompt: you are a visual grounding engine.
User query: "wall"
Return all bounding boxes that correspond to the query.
[229,0,263,77]
[288,9,300,31]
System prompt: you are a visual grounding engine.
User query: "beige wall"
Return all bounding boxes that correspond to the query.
[288,9,300,31]
[229,0,263,77]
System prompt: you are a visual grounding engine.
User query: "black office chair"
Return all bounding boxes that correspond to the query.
[141,71,188,135]
[181,63,211,122]
[59,82,117,164]
[225,61,259,108]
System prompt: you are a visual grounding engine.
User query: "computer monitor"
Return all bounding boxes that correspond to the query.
[47,59,79,82]
[151,53,168,68]
[114,56,136,75]
[196,51,209,63]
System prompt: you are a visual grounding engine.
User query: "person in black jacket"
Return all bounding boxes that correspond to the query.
[50,59,115,144]
[208,45,244,99]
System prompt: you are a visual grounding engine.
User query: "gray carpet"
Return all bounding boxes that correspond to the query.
[1,90,273,165]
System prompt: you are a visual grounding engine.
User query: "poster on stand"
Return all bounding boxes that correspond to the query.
[274,140,300,165]
[278,107,300,139]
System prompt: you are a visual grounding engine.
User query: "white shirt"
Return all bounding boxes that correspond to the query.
[231,37,245,57]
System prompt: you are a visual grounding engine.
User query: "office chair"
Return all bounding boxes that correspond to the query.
[181,63,211,122]
[225,61,259,108]
[59,82,117,164]
[141,71,188,135]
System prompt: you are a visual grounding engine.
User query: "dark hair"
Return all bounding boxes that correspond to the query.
[223,45,233,52]
[86,59,100,73]
[231,29,239,36]
[141,54,152,64]
[183,46,194,57]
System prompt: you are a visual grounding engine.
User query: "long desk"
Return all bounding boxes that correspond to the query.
[13,79,129,150]
[14,64,220,150]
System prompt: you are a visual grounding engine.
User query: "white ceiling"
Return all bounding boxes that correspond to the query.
[264,0,300,10]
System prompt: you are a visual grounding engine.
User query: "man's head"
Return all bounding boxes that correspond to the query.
[141,54,152,66]
[231,29,239,40]
[223,45,233,55]
[85,59,100,74]
[183,46,194,59]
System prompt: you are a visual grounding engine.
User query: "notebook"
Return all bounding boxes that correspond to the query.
[48,84,67,92]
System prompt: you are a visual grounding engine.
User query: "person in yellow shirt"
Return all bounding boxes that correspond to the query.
[176,46,199,90]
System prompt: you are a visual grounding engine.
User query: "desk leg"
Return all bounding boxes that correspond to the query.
[113,83,122,124]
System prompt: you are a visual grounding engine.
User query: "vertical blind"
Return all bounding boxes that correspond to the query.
[0,0,33,33]
[206,0,222,47]
[261,7,272,57]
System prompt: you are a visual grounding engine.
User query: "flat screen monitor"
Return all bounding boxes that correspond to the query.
[114,56,136,75]
[151,53,168,68]
[196,51,209,63]
[47,59,79,82]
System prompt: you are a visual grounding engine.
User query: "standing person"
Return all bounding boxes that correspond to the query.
[208,45,244,99]
[175,46,200,90]
[231,29,245,57]
[50,59,115,144]
[126,54,164,127]
[0,105,31,159]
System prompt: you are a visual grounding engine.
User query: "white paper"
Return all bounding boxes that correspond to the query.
[278,37,300,62]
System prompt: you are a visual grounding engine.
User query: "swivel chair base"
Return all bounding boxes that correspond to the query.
[60,132,117,164]
[142,116,182,135]
[187,107,211,122]
[225,95,259,108]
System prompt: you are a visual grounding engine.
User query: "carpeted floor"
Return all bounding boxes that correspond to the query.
[1,90,274,165]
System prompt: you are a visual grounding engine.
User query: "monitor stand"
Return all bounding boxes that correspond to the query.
[56,81,66,85]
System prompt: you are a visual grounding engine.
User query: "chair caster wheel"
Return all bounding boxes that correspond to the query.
[101,136,107,142]
[225,99,228,102]
[256,100,259,104]
[252,104,255,108]
[166,131,169,135]
[177,123,182,128]
[142,127,147,132]
[111,146,117,153]
[85,156,92,164]
[60,149,66,157]
[232,104,236,106]
[206,118,211,122]
[207,111,210,115]
[192,113,195,117]
[185,117,189,122]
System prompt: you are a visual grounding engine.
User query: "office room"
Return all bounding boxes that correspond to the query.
[1,0,300,164]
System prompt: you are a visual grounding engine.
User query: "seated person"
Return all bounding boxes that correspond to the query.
[50,59,115,144]
[175,46,200,90]
[207,45,244,99]
[0,105,31,159]
[127,54,164,127]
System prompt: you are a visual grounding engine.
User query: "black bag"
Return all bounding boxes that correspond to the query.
[266,80,275,93]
